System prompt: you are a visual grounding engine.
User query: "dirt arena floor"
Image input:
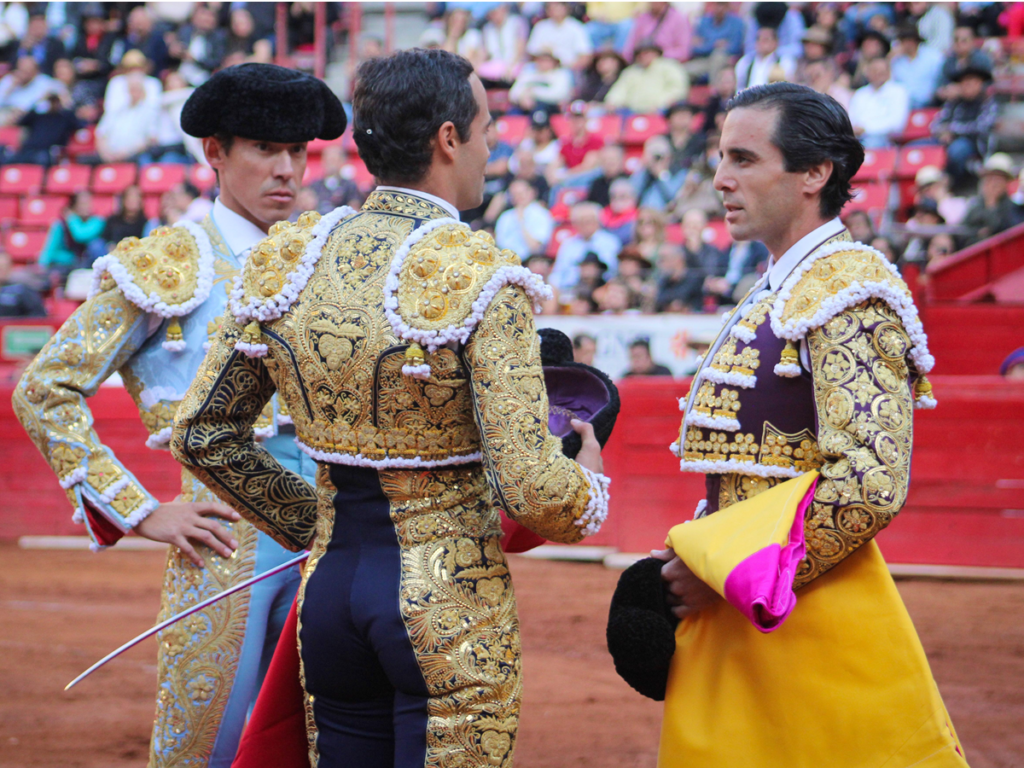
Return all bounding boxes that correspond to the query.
[0,540,1022,768]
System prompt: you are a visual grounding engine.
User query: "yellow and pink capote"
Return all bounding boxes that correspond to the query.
[659,472,968,768]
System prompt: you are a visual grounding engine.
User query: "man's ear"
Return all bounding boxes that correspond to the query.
[203,136,225,171]
[804,159,833,198]
[435,120,459,164]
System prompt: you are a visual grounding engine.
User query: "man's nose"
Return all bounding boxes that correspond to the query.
[713,163,731,192]
[272,150,296,179]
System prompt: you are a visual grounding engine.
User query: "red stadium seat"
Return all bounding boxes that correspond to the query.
[703,220,732,251]
[138,163,186,194]
[895,145,947,179]
[19,195,68,226]
[0,165,44,195]
[622,113,668,145]
[853,147,897,182]
[546,224,575,257]
[91,163,137,194]
[549,187,588,222]
[45,164,91,196]
[340,156,374,190]
[4,228,48,263]
[0,125,21,149]
[623,145,644,174]
[898,108,940,144]
[189,164,217,194]
[0,195,18,223]
[494,115,528,145]
[550,114,622,141]
[65,126,95,159]
[846,182,891,213]
[143,193,162,219]
[91,194,116,217]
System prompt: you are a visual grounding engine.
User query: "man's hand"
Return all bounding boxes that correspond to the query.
[135,500,241,568]
[571,418,603,475]
[651,547,722,619]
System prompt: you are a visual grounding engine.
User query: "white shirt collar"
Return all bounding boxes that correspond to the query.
[212,197,269,258]
[376,186,460,219]
[767,217,846,292]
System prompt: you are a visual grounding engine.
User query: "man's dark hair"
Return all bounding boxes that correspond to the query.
[353,49,478,185]
[573,333,596,349]
[212,131,235,154]
[629,338,651,352]
[726,82,864,219]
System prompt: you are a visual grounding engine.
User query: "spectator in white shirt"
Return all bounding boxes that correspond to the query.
[890,23,944,109]
[95,72,158,162]
[848,57,910,148]
[509,50,573,114]
[0,56,62,124]
[526,2,592,71]
[495,178,555,260]
[735,26,796,91]
[913,2,955,54]
[476,4,528,84]
[550,201,621,291]
[103,48,162,116]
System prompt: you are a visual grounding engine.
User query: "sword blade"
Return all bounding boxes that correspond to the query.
[65,551,309,691]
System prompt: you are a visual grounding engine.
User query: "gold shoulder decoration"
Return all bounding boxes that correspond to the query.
[229,207,355,357]
[768,242,936,405]
[383,218,552,379]
[88,221,214,351]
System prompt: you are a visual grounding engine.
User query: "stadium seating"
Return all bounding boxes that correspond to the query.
[550,186,588,222]
[90,163,137,195]
[90,194,116,218]
[546,224,575,257]
[4,228,48,263]
[622,113,668,145]
[551,113,622,142]
[189,164,217,194]
[854,147,898,182]
[0,125,21,150]
[138,163,186,195]
[0,195,18,224]
[495,115,529,145]
[897,108,940,143]
[64,126,95,160]
[895,144,947,179]
[846,181,891,214]
[18,196,68,228]
[143,194,162,219]
[45,164,90,196]
[0,165,44,195]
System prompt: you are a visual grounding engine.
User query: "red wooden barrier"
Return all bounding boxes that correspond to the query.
[2,378,1023,568]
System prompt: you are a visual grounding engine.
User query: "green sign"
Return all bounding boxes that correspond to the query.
[2,325,54,359]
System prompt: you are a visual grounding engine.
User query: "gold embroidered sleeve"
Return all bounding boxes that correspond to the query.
[798,298,914,588]
[462,285,609,543]
[12,283,159,543]
[172,317,317,551]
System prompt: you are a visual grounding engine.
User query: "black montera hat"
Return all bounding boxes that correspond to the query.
[181,63,347,143]
[538,328,620,460]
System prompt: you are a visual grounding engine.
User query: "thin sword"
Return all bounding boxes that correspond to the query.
[65,551,309,691]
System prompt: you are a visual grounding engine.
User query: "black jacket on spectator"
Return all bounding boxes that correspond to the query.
[103,212,147,245]
[962,194,1024,246]
[17,106,82,154]
[70,32,119,86]
[684,242,726,276]
[577,70,619,104]
[11,36,65,76]
[587,172,629,208]
[175,26,228,75]
[655,270,705,312]
[931,95,997,153]
[0,281,46,317]
[667,132,705,175]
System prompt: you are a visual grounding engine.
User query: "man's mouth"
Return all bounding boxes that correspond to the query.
[266,189,295,203]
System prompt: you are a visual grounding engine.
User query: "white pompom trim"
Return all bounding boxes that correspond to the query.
[679,458,802,479]
[234,341,268,358]
[276,414,293,426]
[774,362,802,377]
[254,424,277,440]
[123,499,158,528]
[575,465,611,536]
[59,466,87,489]
[229,206,356,325]
[383,218,553,353]
[202,341,212,351]
[402,363,432,380]
[693,499,707,519]
[730,323,757,343]
[89,220,216,319]
[96,475,131,504]
[162,339,187,352]
[685,411,740,431]
[139,386,183,409]
[145,426,173,450]
[677,397,686,412]
[701,366,756,389]
[295,437,483,469]
[769,241,935,374]
[72,507,85,524]
[669,440,680,456]
[914,395,937,409]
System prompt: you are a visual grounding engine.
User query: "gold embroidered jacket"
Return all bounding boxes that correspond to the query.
[674,238,936,587]
[172,191,610,552]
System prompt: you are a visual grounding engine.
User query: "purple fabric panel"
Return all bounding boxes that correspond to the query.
[543,366,609,436]
[721,477,817,633]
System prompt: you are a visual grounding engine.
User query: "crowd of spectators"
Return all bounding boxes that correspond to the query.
[0,2,1021,326]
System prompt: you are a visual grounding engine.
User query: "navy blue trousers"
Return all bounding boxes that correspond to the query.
[299,464,431,768]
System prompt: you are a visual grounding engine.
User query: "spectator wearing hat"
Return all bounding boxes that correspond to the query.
[551,201,620,291]
[0,56,63,125]
[663,101,705,175]
[578,48,626,106]
[509,49,573,114]
[586,143,629,208]
[10,11,64,76]
[802,56,852,112]
[849,56,910,148]
[624,2,692,63]
[914,166,968,226]
[849,29,890,90]
[654,244,704,313]
[800,25,833,63]
[526,2,592,72]
[573,250,610,307]
[548,100,604,184]
[606,38,689,115]
[890,22,944,109]
[103,48,162,117]
[524,253,560,314]
[511,111,561,179]
[962,154,1024,245]
[602,177,639,247]
[901,198,946,263]
[931,65,997,191]
[734,26,796,91]
[495,177,555,261]
[688,3,744,83]
[96,72,159,162]
[937,25,994,102]
[615,246,656,312]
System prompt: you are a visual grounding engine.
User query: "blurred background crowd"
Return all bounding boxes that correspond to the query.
[0,1,1023,376]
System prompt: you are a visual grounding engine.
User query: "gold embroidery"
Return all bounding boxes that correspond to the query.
[106,226,203,308]
[238,212,321,306]
[692,381,741,421]
[758,424,823,471]
[717,473,786,510]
